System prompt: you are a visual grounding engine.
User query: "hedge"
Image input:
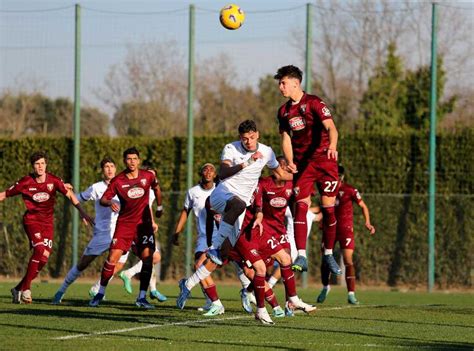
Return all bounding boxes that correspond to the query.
[0,129,472,287]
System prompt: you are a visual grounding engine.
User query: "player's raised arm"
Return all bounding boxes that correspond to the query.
[322,119,338,161]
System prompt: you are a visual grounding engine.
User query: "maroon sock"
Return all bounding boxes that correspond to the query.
[204,284,219,302]
[294,202,309,250]
[322,206,337,250]
[345,265,356,292]
[253,274,266,308]
[19,248,44,290]
[139,260,152,292]
[100,260,116,287]
[264,288,279,308]
[321,260,331,286]
[280,265,297,298]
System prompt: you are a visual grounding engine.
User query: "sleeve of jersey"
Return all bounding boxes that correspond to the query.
[266,148,279,169]
[5,179,24,197]
[221,144,235,163]
[312,99,333,122]
[254,183,263,210]
[183,190,192,210]
[78,185,94,202]
[353,188,363,204]
[56,177,69,196]
[277,108,290,134]
[102,180,117,201]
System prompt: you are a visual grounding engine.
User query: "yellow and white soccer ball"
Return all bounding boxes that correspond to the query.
[219,4,245,30]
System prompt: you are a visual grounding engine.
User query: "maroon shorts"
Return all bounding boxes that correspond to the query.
[336,225,355,250]
[23,220,54,253]
[294,155,339,199]
[111,221,155,255]
[235,227,284,266]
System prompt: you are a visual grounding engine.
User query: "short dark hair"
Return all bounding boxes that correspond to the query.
[338,165,345,175]
[276,155,286,163]
[30,151,47,165]
[100,156,115,169]
[238,120,258,134]
[123,147,140,159]
[274,65,303,82]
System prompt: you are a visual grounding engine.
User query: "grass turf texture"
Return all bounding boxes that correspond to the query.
[0,282,472,350]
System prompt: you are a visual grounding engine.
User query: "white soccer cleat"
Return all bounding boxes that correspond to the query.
[11,288,21,304]
[21,289,32,304]
[203,302,225,316]
[255,309,274,325]
[291,297,316,313]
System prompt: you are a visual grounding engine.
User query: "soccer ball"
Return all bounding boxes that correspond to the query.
[219,4,245,30]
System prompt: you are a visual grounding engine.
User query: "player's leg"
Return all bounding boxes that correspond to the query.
[251,259,274,325]
[134,245,155,309]
[340,230,357,304]
[149,249,167,302]
[89,248,124,307]
[317,242,332,303]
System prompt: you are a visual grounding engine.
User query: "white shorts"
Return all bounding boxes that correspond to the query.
[83,231,113,256]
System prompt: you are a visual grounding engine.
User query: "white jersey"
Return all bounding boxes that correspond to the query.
[184,183,218,252]
[77,181,119,236]
[218,141,279,206]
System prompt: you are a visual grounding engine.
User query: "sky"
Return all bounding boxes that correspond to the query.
[0,0,311,112]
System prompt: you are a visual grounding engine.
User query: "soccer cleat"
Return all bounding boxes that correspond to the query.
[89,293,104,307]
[119,271,133,294]
[51,291,64,305]
[206,248,223,266]
[272,306,285,318]
[285,301,295,317]
[291,297,317,313]
[291,255,308,272]
[348,294,359,305]
[203,302,225,316]
[317,287,330,303]
[88,288,97,298]
[323,254,342,275]
[197,298,213,312]
[176,279,191,310]
[240,288,253,313]
[255,309,274,325]
[136,297,155,309]
[11,288,21,304]
[150,290,167,302]
[20,289,32,304]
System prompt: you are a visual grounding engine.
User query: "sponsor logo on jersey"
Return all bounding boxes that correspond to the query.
[289,116,306,131]
[266,191,275,195]
[121,184,130,188]
[140,178,147,186]
[127,187,145,199]
[270,197,287,208]
[47,183,54,191]
[321,106,332,117]
[29,188,37,191]
[32,192,50,202]
[285,189,292,197]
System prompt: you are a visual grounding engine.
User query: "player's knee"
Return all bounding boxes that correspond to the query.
[253,260,266,276]
[275,251,291,266]
[223,197,246,223]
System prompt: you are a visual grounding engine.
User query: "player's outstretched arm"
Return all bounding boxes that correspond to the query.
[358,200,375,235]
[322,119,338,161]
[272,165,293,181]
[172,209,190,246]
[67,191,95,226]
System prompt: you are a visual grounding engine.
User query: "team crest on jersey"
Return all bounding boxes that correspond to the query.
[47,183,54,191]
[270,197,287,208]
[140,179,147,186]
[321,106,332,117]
[293,186,300,196]
[299,104,307,114]
[250,249,259,257]
[32,192,50,202]
[34,232,41,239]
[289,116,306,131]
[285,189,292,197]
[112,238,117,246]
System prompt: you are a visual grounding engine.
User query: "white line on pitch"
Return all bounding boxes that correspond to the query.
[53,315,247,340]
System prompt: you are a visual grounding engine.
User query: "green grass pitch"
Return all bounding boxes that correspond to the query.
[0,281,472,350]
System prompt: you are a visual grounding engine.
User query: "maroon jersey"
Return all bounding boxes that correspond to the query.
[255,176,293,236]
[277,93,333,165]
[102,169,157,225]
[336,183,362,229]
[5,172,68,223]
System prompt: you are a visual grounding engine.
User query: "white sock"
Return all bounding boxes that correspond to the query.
[138,290,147,299]
[213,299,223,306]
[211,221,234,248]
[324,249,333,255]
[149,266,157,292]
[257,307,267,314]
[59,265,81,293]
[185,265,212,290]
[125,260,143,278]
[348,291,355,296]
[289,295,301,304]
[267,276,279,289]
[323,285,330,290]
[297,249,307,258]
[232,261,251,288]
[98,285,107,295]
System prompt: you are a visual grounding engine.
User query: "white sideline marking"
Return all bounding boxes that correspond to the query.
[53,315,246,340]
[52,304,389,341]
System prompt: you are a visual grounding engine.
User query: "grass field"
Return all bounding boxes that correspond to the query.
[0,280,472,350]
